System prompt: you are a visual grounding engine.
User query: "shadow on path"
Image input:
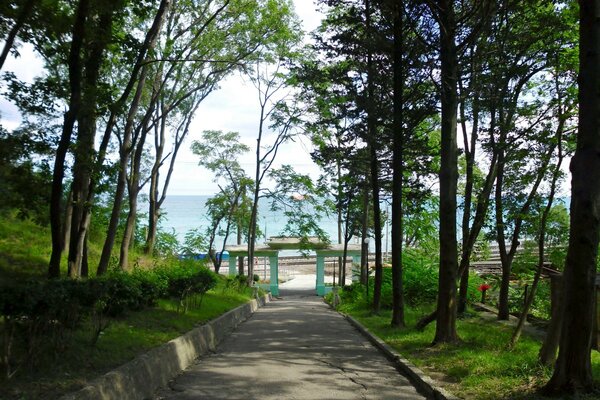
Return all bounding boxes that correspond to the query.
[153,287,424,400]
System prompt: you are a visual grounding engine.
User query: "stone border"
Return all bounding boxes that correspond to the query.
[345,315,461,400]
[60,294,272,400]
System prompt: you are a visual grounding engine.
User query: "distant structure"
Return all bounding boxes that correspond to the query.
[225,237,361,296]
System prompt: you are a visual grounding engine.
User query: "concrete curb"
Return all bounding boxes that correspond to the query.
[345,315,461,400]
[60,293,272,400]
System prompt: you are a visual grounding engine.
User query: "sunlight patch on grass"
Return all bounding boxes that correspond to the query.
[345,305,599,400]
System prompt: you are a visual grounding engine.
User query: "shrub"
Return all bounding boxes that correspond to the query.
[349,249,487,309]
[157,263,217,313]
[0,263,219,377]
[0,279,93,377]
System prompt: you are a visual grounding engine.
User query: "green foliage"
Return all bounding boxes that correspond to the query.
[181,228,208,256]
[0,275,254,397]
[155,262,218,313]
[0,127,53,224]
[332,250,484,311]
[0,212,51,279]
[267,165,332,251]
[0,261,219,377]
[153,228,180,257]
[223,274,251,293]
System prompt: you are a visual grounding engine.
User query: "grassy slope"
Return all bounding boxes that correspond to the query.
[0,213,51,280]
[346,304,600,399]
[0,214,254,399]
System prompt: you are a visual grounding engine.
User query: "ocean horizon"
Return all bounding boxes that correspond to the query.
[154,195,384,256]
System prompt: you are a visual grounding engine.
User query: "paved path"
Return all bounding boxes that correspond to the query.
[154,287,424,400]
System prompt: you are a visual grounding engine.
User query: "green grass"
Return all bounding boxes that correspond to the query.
[344,303,600,399]
[0,212,51,280]
[1,280,254,399]
[0,213,257,399]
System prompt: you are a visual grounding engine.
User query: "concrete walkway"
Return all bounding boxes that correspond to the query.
[153,288,424,400]
[279,273,353,290]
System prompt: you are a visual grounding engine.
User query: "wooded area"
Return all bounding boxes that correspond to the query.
[1,0,598,396]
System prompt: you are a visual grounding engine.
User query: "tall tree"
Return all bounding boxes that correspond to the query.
[390,0,405,327]
[191,130,252,272]
[247,59,299,283]
[365,0,384,313]
[47,0,89,277]
[429,0,460,344]
[543,0,599,394]
[96,0,171,275]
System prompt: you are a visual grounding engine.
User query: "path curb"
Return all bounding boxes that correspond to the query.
[60,293,272,400]
[345,315,461,400]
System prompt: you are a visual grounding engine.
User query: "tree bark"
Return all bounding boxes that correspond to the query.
[391,0,405,328]
[119,116,151,270]
[96,0,171,275]
[432,0,459,344]
[68,0,116,278]
[543,1,599,393]
[457,52,480,314]
[61,190,73,254]
[360,182,370,285]
[539,274,562,366]
[48,0,89,278]
[365,0,383,314]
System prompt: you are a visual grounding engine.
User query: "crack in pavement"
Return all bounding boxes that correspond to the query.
[318,358,369,397]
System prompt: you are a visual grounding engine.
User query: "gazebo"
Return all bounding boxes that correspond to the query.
[225,237,361,296]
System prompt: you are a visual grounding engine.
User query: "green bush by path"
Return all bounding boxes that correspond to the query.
[330,250,485,310]
[0,263,218,380]
[0,275,254,399]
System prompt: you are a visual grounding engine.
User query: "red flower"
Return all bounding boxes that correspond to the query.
[478,283,491,292]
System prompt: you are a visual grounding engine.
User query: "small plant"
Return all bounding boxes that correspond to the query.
[478,283,492,304]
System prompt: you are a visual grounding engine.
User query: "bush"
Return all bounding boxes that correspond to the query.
[0,279,94,376]
[156,263,217,313]
[333,249,486,310]
[0,262,220,377]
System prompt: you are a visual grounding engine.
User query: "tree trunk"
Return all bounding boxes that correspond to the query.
[539,274,563,366]
[119,119,149,270]
[494,149,511,320]
[145,96,197,255]
[433,0,459,344]
[390,0,405,328]
[81,233,89,278]
[337,163,343,286]
[96,0,170,275]
[0,0,37,72]
[61,190,73,254]
[48,0,89,278]
[360,183,369,285]
[365,0,383,314]
[543,1,599,393]
[237,218,244,275]
[68,2,115,278]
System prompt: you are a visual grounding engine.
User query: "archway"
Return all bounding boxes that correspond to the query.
[225,237,361,296]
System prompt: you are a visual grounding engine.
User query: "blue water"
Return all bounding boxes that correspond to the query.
[157,195,384,255]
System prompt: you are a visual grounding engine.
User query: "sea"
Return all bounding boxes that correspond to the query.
[157,195,385,256]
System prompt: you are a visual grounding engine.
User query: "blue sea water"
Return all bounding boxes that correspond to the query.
[158,195,384,255]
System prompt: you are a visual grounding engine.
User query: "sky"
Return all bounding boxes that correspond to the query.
[0,0,326,196]
[167,0,325,195]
